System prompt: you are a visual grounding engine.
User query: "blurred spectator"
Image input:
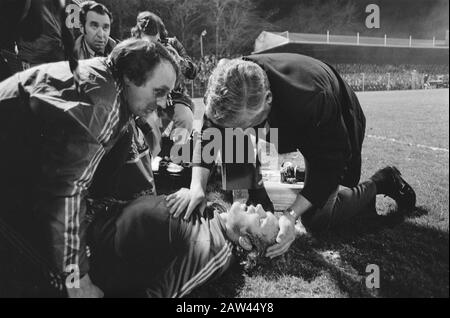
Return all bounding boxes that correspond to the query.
[16,0,65,68]
[335,63,448,91]
[73,1,116,59]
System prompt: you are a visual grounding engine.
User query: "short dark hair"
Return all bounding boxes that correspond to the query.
[80,1,113,29]
[108,38,179,87]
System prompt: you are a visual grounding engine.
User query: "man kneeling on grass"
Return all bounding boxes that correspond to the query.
[87,197,280,297]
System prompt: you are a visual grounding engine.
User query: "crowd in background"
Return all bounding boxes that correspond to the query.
[336,64,450,92]
[185,58,450,97]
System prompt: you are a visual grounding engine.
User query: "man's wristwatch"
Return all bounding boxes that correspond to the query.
[284,208,297,221]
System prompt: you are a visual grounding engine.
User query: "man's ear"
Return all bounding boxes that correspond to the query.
[238,236,253,251]
[265,90,273,106]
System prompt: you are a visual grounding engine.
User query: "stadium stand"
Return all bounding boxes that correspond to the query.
[253,31,449,65]
[184,31,449,97]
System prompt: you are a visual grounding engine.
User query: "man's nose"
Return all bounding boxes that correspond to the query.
[156,96,168,109]
[96,28,106,38]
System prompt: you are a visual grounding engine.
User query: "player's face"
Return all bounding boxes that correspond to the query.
[124,61,176,119]
[228,202,279,244]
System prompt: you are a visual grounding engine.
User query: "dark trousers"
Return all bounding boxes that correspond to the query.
[299,153,377,232]
[300,181,377,232]
[87,196,174,296]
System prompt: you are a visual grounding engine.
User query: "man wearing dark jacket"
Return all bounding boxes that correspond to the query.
[0,39,178,297]
[16,0,66,67]
[73,1,116,60]
[166,53,416,258]
[1,0,69,80]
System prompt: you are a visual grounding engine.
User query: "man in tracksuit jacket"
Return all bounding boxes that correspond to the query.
[0,38,178,297]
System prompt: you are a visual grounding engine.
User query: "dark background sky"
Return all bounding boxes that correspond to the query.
[99,0,449,56]
[255,0,449,38]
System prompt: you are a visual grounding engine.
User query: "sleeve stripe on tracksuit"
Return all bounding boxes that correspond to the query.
[63,98,120,271]
[173,242,233,298]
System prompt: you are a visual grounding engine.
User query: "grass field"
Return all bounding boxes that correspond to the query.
[191,89,449,298]
[0,89,448,298]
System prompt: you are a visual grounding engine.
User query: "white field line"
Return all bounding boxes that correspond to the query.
[367,134,449,153]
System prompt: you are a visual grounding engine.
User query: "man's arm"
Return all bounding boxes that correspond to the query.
[167,123,215,218]
[167,165,211,219]
[186,165,210,217]
[34,106,110,294]
[300,90,348,207]
[169,37,197,80]
[265,193,313,258]
[267,91,348,258]
[32,93,123,295]
[191,165,210,192]
[289,193,314,219]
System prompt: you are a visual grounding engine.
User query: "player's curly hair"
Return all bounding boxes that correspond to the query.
[205,195,276,272]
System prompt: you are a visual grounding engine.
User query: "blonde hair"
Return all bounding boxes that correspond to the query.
[204,59,270,127]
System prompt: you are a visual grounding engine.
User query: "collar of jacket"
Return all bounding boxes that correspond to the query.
[82,36,98,58]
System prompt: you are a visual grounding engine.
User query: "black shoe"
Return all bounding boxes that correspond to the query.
[370,166,416,214]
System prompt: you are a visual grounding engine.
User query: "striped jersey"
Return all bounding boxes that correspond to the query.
[137,197,234,298]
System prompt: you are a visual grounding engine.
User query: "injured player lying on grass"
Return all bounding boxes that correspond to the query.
[87,195,298,297]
